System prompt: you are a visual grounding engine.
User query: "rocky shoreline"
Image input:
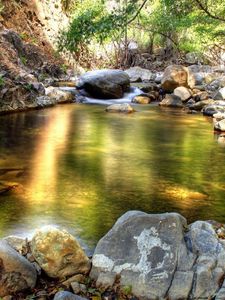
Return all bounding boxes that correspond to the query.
[2,211,225,299]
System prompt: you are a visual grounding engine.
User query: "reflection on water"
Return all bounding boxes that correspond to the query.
[0,104,225,249]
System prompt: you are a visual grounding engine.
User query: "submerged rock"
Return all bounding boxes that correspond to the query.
[0,240,37,297]
[30,226,91,278]
[77,70,130,99]
[106,103,134,113]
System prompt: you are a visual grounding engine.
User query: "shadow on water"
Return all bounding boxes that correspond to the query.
[0,104,225,248]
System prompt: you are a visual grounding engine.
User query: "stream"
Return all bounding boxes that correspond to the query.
[0,95,225,250]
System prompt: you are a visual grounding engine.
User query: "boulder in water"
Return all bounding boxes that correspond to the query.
[159,94,183,108]
[77,70,130,99]
[132,95,151,104]
[106,104,134,113]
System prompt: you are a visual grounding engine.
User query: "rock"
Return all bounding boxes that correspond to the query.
[132,95,151,104]
[168,271,194,300]
[36,96,56,108]
[125,67,153,82]
[30,226,91,278]
[0,240,37,297]
[77,70,130,99]
[213,87,225,100]
[45,87,74,103]
[185,52,203,65]
[185,221,224,255]
[159,94,183,108]
[130,82,158,93]
[174,86,192,102]
[203,104,225,116]
[161,65,195,92]
[62,274,86,288]
[105,104,135,113]
[3,236,26,253]
[216,278,225,299]
[90,211,188,299]
[213,112,225,121]
[194,91,209,102]
[155,73,163,84]
[54,291,87,300]
[71,282,87,294]
[214,119,225,131]
[189,99,214,111]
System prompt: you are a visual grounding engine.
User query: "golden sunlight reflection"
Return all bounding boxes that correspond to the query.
[158,181,208,209]
[26,107,72,203]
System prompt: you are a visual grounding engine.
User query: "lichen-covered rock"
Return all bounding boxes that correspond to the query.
[159,94,183,108]
[161,65,195,92]
[30,226,91,278]
[0,240,37,297]
[77,70,130,99]
[105,104,134,113]
[90,211,188,300]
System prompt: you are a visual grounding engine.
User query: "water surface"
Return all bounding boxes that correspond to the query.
[0,104,225,249]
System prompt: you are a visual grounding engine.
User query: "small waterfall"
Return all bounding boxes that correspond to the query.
[83,87,143,105]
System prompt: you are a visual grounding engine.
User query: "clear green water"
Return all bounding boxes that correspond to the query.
[0,104,225,249]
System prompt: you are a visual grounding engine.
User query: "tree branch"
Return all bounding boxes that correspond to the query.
[194,0,225,22]
[127,0,149,25]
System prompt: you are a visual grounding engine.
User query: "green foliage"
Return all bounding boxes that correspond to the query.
[58,0,139,53]
[20,56,27,65]
[121,285,132,295]
[0,0,4,14]
[24,83,33,91]
[0,76,5,88]
[57,0,225,66]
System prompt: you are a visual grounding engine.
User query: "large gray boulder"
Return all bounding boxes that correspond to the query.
[0,240,37,297]
[90,211,188,299]
[90,211,225,300]
[77,70,130,99]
